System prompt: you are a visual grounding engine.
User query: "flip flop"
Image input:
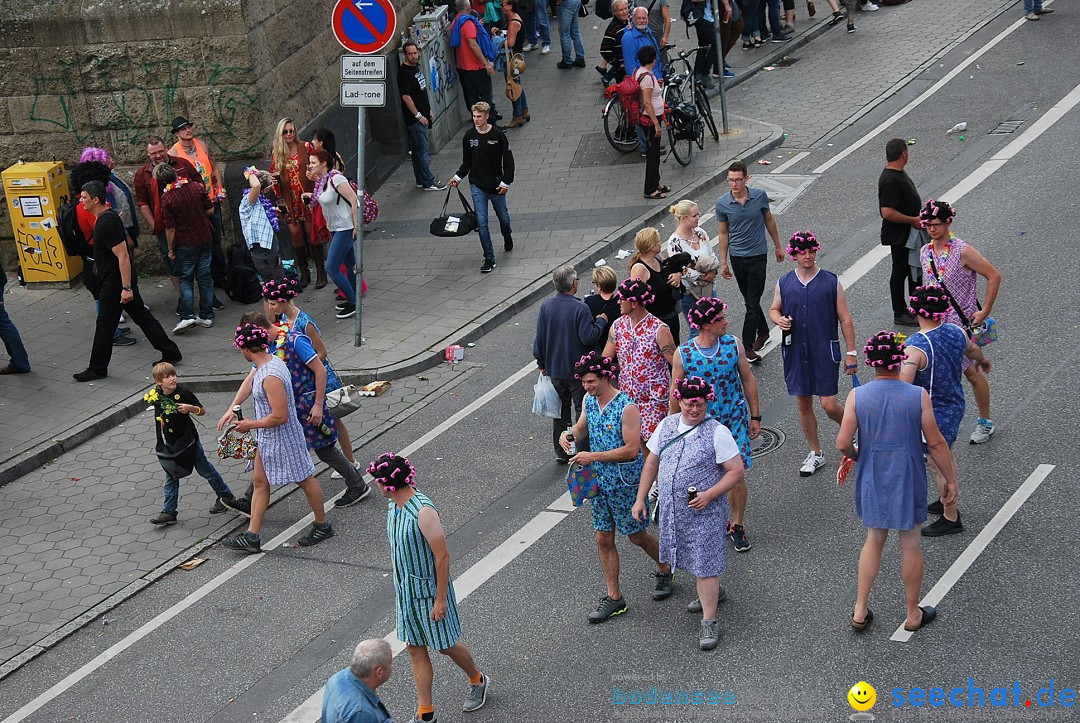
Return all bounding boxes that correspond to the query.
[850,608,873,631]
[643,191,668,199]
[903,605,937,632]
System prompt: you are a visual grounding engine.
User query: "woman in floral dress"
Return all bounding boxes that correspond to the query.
[270,117,321,287]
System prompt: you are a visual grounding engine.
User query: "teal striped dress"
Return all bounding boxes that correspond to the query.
[387,491,462,649]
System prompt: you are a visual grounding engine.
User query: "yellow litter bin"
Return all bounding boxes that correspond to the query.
[2,161,83,287]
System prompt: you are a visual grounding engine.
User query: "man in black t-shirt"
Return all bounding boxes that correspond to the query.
[74,181,181,382]
[399,41,445,192]
[878,138,923,327]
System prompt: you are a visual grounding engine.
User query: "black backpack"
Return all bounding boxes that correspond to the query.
[57,199,89,257]
[596,0,612,19]
[225,242,263,304]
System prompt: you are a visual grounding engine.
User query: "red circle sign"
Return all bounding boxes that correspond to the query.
[331,0,398,55]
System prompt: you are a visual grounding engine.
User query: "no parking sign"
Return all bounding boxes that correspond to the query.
[331,0,398,55]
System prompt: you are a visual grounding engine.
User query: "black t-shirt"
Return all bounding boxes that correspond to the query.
[153,384,202,446]
[878,168,920,247]
[91,210,129,281]
[585,293,621,352]
[398,62,432,126]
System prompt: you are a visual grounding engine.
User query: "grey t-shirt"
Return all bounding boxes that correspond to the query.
[634,0,670,42]
[715,187,772,257]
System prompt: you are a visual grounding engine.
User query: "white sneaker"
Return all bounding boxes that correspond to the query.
[172,318,196,334]
[860,0,879,9]
[799,451,826,477]
[194,317,213,328]
[541,45,551,55]
[118,313,127,323]
[522,42,537,52]
[331,460,363,480]
[970,418,995,444]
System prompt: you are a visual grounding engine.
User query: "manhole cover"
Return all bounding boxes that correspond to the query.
[570,132,644,168]
[749,426,785,459]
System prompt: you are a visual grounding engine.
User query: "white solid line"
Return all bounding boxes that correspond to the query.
[770,151,810,174]
[811,0,1055,175]
[548,490,578,513]
[890,464,1055,642]
[281,508,574,723]
[2,360,540,723]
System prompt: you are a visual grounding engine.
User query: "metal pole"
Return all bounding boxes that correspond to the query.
[354,107,364,347]
[712,0,730,134]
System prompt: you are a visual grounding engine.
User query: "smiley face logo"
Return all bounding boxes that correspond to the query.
[847,681,876,712]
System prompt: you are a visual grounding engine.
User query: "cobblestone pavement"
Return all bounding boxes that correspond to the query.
[0,362,475,671]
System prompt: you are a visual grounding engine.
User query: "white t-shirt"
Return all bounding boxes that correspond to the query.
[317,172,355,232]
[666,226,717,288]
[646,415,740,464]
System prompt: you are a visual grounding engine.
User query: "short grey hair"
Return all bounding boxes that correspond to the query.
[455,0,471,12]
[349,639,392,679]
[613,0,629,10]
[552,265,578,293]
[152,162,177,185]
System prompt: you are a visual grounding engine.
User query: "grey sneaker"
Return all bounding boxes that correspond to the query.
[150,512,177,526]
[222,532,261,553]
[463,672,489,712]
[970,418,994,444]
[296,521,335,546]
[172,318,196,334]
[588,595,627,623]
[699,619,721,650]
[687,585,726,613]
[209,497,230,514]
[652,571,675,601]
[334,484,372,508]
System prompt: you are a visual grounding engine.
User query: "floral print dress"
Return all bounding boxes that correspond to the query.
[679,335,752,468]
[611,313,671,442]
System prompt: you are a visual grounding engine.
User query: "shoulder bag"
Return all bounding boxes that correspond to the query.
[926,254,997,347]
[429,186,479,237]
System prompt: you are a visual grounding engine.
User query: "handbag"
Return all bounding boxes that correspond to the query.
[216,424,257,460]
[504,36,524,102]
[926,254,997,346]
[429,186,479,237]
[310,203,330,245]
[156,434,197,479]
[505,78,523,102]
[566,462,599,506]
[326,384,363,418]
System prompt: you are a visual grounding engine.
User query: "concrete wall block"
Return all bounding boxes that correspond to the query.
[128,41,210,90]
[0,132,84,168]
[106,130,155,166]
[83,89,156,141]
[6,93,87,139]
[77,44,134,94]
[0,103,13,136]
[202,35,253,73]
[262,13,309,67]
[181,86,268,159]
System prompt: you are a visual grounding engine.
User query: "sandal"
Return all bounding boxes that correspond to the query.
[850,608,873,631]
[643,190,669,199]
[807,1,816,16]
[903,605,937,632]
[657,184,671,193]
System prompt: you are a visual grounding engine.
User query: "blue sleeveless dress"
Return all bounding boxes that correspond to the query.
[905,323,967,447]
[585,391,647,535]
[778,268,841,397]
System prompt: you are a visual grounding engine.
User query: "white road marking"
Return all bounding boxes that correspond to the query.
[890,464,1055,642]
[1,360,539,723]
[812,0,1056,175]
[770,151,811,174]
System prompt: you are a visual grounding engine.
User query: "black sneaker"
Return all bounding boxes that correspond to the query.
[503,237,514,252]
[727,521,751,552]
[922,513,963,537]
[334,484,372,508]
[209,497,230,514]
[220,496,252,518]
[652,571,675,601]
[112,335,137,346]
[73,369,107,382]
[480,259,496,273]
[336,303,356,319]
[222,532,262,553]
[927,498,944,515]
[335,301,348,310]
[150,512,177,526]
[588,595,628,623]
[572,58,586,68]
[297,522,335,546]
[117,327,131,335]
[212,296,224,310]
[556,60,574,69]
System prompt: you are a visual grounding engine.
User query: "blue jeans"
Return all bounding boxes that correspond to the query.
[175,244,214,321]
[162,438,232,514]
[326,229,357,303]
[741,0,762,38]
[760,0,782,38]
[0,282,30,372]
[1023,0,1043,11]
[557,0,584,63]
[156,231,179,276]
[525,8,551,45]
[470,186,512,262]
[408,122,437,187]
[512,86,529,117]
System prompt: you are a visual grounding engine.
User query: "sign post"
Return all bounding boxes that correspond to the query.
[331,0,397,347]
[711,0,730,134]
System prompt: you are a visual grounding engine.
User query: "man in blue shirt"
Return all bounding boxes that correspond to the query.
[715,161,783,363]
[622,6,663,79]
[322,639,394,723]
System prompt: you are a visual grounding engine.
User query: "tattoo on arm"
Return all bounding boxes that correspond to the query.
[660,343,677,355]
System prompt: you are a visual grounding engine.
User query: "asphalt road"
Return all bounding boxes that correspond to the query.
[2,6,1078,722]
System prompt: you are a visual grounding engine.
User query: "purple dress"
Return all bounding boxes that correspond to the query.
[778,268,841,397]
[284,310,343,392]
[920,238,979,371]
[252,356,316,486]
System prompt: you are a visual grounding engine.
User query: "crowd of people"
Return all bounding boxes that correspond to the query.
[533,147,1001,651]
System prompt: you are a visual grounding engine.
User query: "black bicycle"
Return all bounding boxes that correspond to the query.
[662,47,720,165]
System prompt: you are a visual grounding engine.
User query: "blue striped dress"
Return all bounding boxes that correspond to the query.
[252,356,315,485]
[387,491,462,649]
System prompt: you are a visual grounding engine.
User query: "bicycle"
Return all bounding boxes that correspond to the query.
[663,46,720,145]
[602,88,638,154]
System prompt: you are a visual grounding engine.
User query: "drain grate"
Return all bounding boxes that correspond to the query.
[989,120,1024,135]
[773,57,800,68]
[749,426,785,459]
[570,132,644,168]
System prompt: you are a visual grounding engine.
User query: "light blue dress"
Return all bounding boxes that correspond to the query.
[252,356,315,485]
[905,323,967,447]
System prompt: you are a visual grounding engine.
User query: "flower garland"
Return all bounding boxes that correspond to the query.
[144,386,180,427]
[310,170,335,207]
[923,232,956,282]
[272,320,291,360]
[162,177,191,194]
[243,166,282,232]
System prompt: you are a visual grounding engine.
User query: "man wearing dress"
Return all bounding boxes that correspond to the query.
[368,453,489,722]
[768,231,857,478]
[837,331,956,633]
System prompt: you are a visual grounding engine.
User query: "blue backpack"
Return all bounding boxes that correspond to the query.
[450,13,497,63]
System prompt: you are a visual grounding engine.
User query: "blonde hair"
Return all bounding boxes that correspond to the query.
[152,362,176,381]
[628,227,661,271]
[271,117,295,176]
[669,199,698,220]
[591,265,618,293]
[471,101,491,115]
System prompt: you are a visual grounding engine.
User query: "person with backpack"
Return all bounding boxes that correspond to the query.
[451,0,502,122]
[635,44,667,200]
[305,149,360,319]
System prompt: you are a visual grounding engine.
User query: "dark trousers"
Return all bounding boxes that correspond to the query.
[721,17,745,58]
[889,243,921,316]
[551,377,585,460]
[730,253,769,351]
[459,68,498,118]
[209,201,227,287]
[88,276,180,374]
[694,21,719,76]
[642,121,662,194]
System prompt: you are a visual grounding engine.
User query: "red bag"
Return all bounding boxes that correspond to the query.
[615,72,642,125]
[310,203,330,245]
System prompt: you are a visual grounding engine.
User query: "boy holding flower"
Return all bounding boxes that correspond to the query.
[148,362,238,525]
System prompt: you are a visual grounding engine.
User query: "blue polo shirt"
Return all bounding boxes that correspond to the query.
[322,668,393,723]
[715,187,771,257]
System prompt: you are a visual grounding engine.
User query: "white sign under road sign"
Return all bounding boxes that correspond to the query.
[340,82,386,107]
[341,55,386,80]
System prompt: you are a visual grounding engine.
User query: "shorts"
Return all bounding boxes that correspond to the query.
[591,478,650,535]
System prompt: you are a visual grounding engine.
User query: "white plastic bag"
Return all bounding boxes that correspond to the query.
[532,373,562,418]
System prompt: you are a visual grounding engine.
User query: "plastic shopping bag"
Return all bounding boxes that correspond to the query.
[532,373,562,418]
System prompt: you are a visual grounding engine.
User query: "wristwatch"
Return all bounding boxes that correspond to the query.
[750,415,762,422]
[121,285,132,291]
[415,112,423,119]
[845,351,857,356]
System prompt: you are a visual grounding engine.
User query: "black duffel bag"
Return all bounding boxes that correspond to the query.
[429,187,479,237]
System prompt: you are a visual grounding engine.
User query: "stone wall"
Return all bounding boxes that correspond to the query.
[0,0,424,273]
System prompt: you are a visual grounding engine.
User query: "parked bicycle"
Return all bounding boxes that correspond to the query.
[662,46,720,166]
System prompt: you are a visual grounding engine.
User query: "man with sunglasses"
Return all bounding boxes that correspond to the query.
[170,116,228,295]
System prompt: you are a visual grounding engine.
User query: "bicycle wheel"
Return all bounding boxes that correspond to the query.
[694,118,705,151]
[603,96,638,154]
[695,85,720,142]
[668,118,692,167]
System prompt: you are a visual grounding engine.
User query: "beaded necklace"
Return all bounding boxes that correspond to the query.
[924,232,955,282]
[162,177,191,194]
